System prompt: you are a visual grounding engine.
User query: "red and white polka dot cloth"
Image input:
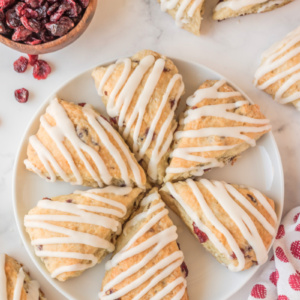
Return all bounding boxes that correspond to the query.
[248,207,300,300]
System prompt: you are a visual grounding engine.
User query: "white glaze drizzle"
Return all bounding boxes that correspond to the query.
[99,192,186,300]
[254,26,300,107]
[215,0,285,11]
[0,254,40,300]
[25,98,144,187]
[166,80,271,175]
[160,0,204,27]
[165,179,277,271]
[0,254,7,300]
[98,55,184,181]
[24,187,133,278]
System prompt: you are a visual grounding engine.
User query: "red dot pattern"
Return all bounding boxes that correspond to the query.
[294,213,300,223]
[289,273,300,291]
[269,269,279,286]
[295,224,300,232]
[251,284,267,299]
[278,296,289,300]
[276,225,285,239]
[290,241,300,260]
[275,246,289,263]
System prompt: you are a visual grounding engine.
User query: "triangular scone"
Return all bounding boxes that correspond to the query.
[0,254,46,300]
[254,26,300,111]
[160,179,277,272]
[164,80,271,183]
[24,98,147,188]
[92,50,185,185]
[158,0,205,35]
[99,189,188,300]
[213,0,293,20]
[24,186,144,281]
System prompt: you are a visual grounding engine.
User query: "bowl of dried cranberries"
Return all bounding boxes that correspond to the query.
[0,0,97,54]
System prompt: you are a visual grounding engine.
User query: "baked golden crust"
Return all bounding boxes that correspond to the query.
[164,80,271,183]
[254,26,300,111]
[160,179,277,272]
[24,187,144,281]
[92,50,185,185]
[213,0,293,20]
[100,189,188,300]
[157,0,205,35]
[1,254,46,300]
[25,98,147,188]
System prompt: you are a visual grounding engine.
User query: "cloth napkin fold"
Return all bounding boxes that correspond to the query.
[248,207,300,300]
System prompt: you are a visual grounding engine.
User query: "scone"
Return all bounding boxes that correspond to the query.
[213,0,293,20]
[158,0,205,35]
[160,179,277,271]
[254,26,300,111]
[164,79,271,182]
[24,98,147,188]
[92,50,185,185]
[24,186,144,281]
[0,253,46,300]
[99,189,188,300]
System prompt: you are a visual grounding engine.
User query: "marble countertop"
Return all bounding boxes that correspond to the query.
[0,0,299,299]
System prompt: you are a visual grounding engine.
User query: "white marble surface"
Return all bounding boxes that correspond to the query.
[0,0,299,299]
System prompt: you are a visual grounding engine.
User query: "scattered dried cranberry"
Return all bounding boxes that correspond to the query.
[193,222,208,243]
[13,56,28,72]
[33,59,51,80]
[180,261,189,278]
[14,88,29,103]
[28,54,38,65]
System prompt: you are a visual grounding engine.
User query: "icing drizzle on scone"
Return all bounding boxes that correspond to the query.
[24,98,144,188]
[98,55,184,182]
[24,187,133,278]
[254,26,300,108]
[215,0,286,12]
[166,80,271,177]
[159,0,204,27]
[99,192,187,300]
[0,254,40,300]
[165,179,277,271]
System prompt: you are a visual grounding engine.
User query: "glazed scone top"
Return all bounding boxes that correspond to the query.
[100,190,187,300]
[215,0,289,12]
[254,26,300,109]
[0,254,44,300]
[93,50,185,184]
[165,79,271,180]
[24,186,143,281]
[25,98,146,188]
[163,179,277,271]
[159,0,204,27]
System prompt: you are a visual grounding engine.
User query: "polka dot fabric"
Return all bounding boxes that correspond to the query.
[248,207,300,300]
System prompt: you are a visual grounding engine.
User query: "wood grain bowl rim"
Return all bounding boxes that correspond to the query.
[0,0,97,55]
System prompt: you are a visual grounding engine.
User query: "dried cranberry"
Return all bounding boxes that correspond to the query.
[180,261,189,278]
[50,2,71,22]
[45,16,74,36]
[33,60,51,80]
[0,9,4,20]
[15,2,26,17]
[24,0,43,9]
[0,0,16,9]
[65,0,79,17]
[193,222,208,243]
[35,3,48,19]
[15,88,29,103]
[170,99,175,109]
[25,36,41,44]
[66,199,73,203]
[46,2,59,15]
[78,102,86,107]
[78,0,89,8]
[20,16,40,32]
[12,25,31,41]
[28,54,38,65]
[13,56,28,73]
[6,8,20,28]
[231,252,237,259]
[22,7,38,18]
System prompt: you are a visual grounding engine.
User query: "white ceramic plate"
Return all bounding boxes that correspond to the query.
[13,57,284,300]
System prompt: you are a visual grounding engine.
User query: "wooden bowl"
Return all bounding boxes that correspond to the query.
[0,0,97,55]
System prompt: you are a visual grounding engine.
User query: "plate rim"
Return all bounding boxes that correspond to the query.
[12,55,285,300]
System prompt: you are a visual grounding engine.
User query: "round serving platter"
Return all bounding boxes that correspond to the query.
[13,57,284,300]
